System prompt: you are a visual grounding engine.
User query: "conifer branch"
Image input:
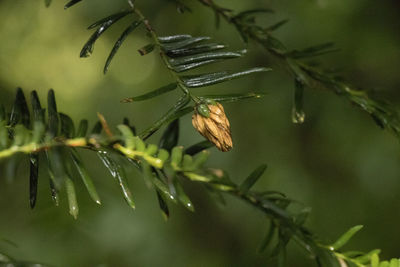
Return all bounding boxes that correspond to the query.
[73,0,269,146]
[4,88,393,266]
[197,0,400,139]
[18,1,400,266]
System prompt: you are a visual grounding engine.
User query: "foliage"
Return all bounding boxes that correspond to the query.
[1,88,233,217]
[76,0,268,144]
[0,0,398,266]
[2,88,398,266]
[197,0,400,138]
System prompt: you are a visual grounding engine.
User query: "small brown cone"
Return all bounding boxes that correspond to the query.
[192,102,233,152]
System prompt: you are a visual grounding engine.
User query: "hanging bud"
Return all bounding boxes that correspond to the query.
[192,102,233,152]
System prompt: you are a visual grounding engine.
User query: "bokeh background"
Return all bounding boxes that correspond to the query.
[0,0,400,266]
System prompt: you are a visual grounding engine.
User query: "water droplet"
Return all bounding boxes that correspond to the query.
[292,108,305,124]
[185,202,194,211]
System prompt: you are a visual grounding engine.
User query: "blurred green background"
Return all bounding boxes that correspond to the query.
[0,0,400,266]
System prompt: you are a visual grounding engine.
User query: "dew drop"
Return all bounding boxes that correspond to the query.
[292,108,305,124]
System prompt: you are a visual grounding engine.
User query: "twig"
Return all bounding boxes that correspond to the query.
[197,0,400,140]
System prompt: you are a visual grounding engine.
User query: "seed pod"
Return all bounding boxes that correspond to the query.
[192,102,233,152]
